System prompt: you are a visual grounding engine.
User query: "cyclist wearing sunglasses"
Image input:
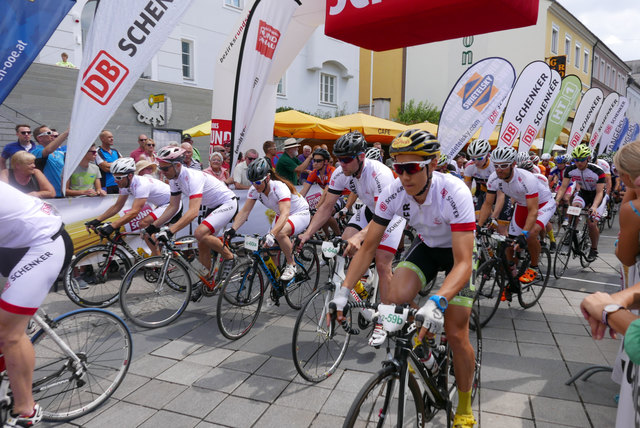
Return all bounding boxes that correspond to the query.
[297,131,406,314]
[555,145,606,262]
[463,138,494,210]
[333,129,478,428]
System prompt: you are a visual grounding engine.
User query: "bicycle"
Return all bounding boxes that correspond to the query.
[340,302,482,428]
[291,238,380,382]
[473,227,551,328]
[216,234,320,340]
[0,308,132,424]
[605,195,618,229]
[119,235,234,328]
[553,206,594,279]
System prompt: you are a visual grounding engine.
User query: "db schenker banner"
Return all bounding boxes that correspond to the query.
[567,87,603,152]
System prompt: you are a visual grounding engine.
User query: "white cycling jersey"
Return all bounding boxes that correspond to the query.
[374,172,476,248]
[169,166,236,208]
[247,179,308,215]
[596,158,611,175]
[486,167,552,206]
[119,175,170,207]
[328,158,394,210]
[463,159,495,188]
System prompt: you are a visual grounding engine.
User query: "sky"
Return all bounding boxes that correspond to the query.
[557,0,640,61]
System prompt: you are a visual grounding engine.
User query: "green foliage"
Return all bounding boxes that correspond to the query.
[396,99,441,125]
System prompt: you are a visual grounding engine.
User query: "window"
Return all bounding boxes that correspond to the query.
[551,24,559,54]
[612,68,617,88]
[224,0,242,8]
[564,34,571,63]
[593,54,599,76]
[320,73,337,105]
[583,50,589,73]
[600,60,605,80]
[277,75,286,97]
[181,39,194,80]
[606,64,611,85]
[574,43,580,68]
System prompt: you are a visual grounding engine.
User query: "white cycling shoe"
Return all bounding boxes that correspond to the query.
[368,323,387,347]
[280,264,297,281]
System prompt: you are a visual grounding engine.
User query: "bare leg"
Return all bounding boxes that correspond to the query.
[0,311,35,415]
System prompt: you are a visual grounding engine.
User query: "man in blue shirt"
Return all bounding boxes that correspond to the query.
[0,125,37,171]
[95,130,121,194]
[31,125,69,197]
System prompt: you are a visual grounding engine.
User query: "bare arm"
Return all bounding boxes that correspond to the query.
[300,191,340,239]
[555,177,571,204]
[110,198,148,229]
[95,195,129,222]
[231,198,257,230]
[42,130,69,157]
[30,170,55,198]
[0,156,7,171]
[299,181,312,197]
[271,200,291,236]
[167,196,201,235]
[151,195,181,227]
[615,202,640,266]
[342,221,387,290]
[476,192,496,226]
[294,155,312,174]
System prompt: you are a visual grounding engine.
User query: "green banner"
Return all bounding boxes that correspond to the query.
[543,74,582,153]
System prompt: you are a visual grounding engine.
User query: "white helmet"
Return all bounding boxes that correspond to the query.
[467,139,491,158]
[516,152,533,171]
[491,146,517,164]
[110,157,136,175]
[540,153,551,161]
[365,147,381,160]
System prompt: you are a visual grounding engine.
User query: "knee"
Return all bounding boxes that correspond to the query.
[194,227,209,241]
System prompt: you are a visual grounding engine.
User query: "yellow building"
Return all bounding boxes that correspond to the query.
[358,48,404,120]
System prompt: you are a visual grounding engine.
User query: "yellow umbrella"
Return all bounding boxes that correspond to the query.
[273,110,350,140]
[408,121,439,135]
[327,112,408,143]
[182,121,211,138]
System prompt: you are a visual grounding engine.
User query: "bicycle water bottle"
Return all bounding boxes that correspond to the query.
[137,247,150,258]
[413,338,439,375]
[354,281,369,300]
[263,254,280,279]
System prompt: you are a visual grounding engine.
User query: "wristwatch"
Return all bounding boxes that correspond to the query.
[429,295,448,313]
[602,304,626,327]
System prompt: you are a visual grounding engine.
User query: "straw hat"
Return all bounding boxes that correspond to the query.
[283,138,300,149]
[135,160,157,175]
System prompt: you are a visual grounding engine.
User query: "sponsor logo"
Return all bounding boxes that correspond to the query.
[9,252,54,282]
[521,125,537,146]
[500,122,518,146]
[256,20,280,59]
[457,73,498,112]
[118,0,174,57]
[81,50,129,106]
[329,0,382,15]
[514,73,548,124]
[549,80,580,125]
[402,203,411,218]
[441,188,448,198]
[40,203,54,215]
[569,133,581,147]
[133,96,172,126]
[433,216,442,225]
[211,119,232,147]
[379,201,387,211]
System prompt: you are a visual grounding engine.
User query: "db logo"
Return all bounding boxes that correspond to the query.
[569,133,581,147]
[256,20,280,59]
[329,0,382,15]
[521,125,536,145]
[379,202,387,211]
[604,124,613,134]
[500,122,518,146]
[81,51,128,106]
[440,188,448,198]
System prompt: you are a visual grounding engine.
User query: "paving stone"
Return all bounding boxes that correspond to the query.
[233,374,289,403]
[310,413,346,428]
[241,325,300,359]
[482,326,517,341]
[128,353,177,378]
[321,388,357,417]
[549,322,590,336]
[478,388,533,419]
[255,356,300,380]
[513,319,551,332]
[554,332,603,348]
[164,386,227,418]
[254,404,316,428]
[518,342,563,360]
[195,422,226,428]
[274,382,332,412]
[151,339,202,359]
[112,372,151,400]
[155,359,212,385]
[479,411,535,428]
[84,402,156,428]
[184,346,234,367]
[585,402,618,427]
[560,345,610,365]
[123,378,187,409]
[530,395,589,426]
[332,369,374,393]
[204,395,268,427]
[515,329,557,345]
[483,338,520,356]
[193,366,250,393]
[137,409,200,428]
[294,368,345,390]
[217,349,270,373]
[65,397,118,426]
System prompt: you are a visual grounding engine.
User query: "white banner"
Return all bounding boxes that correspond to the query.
[589,92,620,150]
[567,87,603,152]
[600,97,628,156]
[438,57,515,159]
[63,0,193,193]
[497,61,551,148]
[518,69,561,153]
[478,89,510,141]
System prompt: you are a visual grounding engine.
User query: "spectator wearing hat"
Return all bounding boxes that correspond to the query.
[135,159,159,178]
[276,138,311,185]
[182,133,201,163]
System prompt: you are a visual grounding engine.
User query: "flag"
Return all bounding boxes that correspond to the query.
[588,92,619,150]
[478,89,509,141]
[598,97,628,155]
[611,117,629,152]
[567,87,603,152]
[518,69,561,153]
[542,74,581,154]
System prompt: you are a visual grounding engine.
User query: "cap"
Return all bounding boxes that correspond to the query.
[283,138,300,149]
[135,160,157,175]
[182,133,192,141]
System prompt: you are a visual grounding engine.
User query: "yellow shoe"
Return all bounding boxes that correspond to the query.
[453,413,477,428]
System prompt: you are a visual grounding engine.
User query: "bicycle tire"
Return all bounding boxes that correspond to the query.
[518,246,550,308]
[291,285,351,382]
[607,201,617,229]
[473,261,503,329]
[553,230,572,278]
[216,260,264,340]
[31,309,132,422]
[63,245,131,308]
[579,222,593,268]
[119,256,191,328]
[343,365,425,428]
[285,244,320,310]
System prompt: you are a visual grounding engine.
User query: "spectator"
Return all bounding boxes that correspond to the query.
[276,138,311,185]
[65,145,105,197]
[203,152,229,181]
[55,52,75,68]
[0,124,37,171]
[298,144,313,182]
[0,151,54,198]
[211,144,229,170]
[263,140,277,167]
[96,130,122,194]
[135,159,158,177]
[222,141,232,169]
[31,125,69,197]
[181,142,202,170]
[372,142,384,162]
[233,148,258,190]
[130,134,149,162]
[138,138,157,163]
[455,153,468,175]
[613,141,640,267]
[182,133,201,163]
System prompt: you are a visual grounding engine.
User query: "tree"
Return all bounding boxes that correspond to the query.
[396,99,440,125]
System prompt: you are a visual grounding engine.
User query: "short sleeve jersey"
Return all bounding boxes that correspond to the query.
[374,172,476,248]
[169,166,236,208]
[487,167,552,205]
[328,159,394,210]
[120,175,171,207]
[306,165,336,189]
[562,163,605,191]
[247,180,308,215]
[463,159,495,187]
[596,159,611,175]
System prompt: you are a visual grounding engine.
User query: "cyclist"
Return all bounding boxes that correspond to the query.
[529,153,542,175]
[0,182,73,427]
[152,146,237,278]
[555,145,606,262]
[296,131,406,318]
[85,157,180,256]
[463,138,493,210]
[226,158,310,281]
[595,153,613,211]
[300,148,341,237]
[478,146,556,284]
[331,129,477,428]
[539,153,554,178]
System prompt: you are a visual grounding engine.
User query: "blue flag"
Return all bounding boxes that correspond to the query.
[611,117,629,152]
[0,0,75,105]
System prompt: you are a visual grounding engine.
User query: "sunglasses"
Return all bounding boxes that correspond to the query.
[252,177,267,186]
[246,157,257,162]
[146,144,155,147]
[392,161,429,175]
[494,163,512,170]
[574,157,588,162]
[139,138,148,142]
[20,131,32,135]
[471,155,485,161]
[338,156,357,164]
[88,150,98,154]
[37,131,52,137]
[113,175,128,181]
[313,158,325,163]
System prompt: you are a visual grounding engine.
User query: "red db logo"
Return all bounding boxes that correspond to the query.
[521,125,536,145]
[500,122,518,146]
[81,51,128,105]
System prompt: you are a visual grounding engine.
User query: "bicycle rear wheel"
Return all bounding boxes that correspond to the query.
[473,261,503,329]
[579,222,593,268]
[119,256,191,328]
[607,201,617,229]
[291,285,351,382]
[216,260,264,340]
[553,230,572,278]
[343,365,425,427]
[518,246,550,308]
[284,244,320,310]
[64,245,131,308]
[32,309,132,422]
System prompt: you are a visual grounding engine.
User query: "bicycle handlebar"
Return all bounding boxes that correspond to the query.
[328,301,424,337]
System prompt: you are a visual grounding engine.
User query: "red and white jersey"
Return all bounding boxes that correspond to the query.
[328,158,394,210]
[0,181,62,248]
[169,166,235,208]
[374,172,476,248]
[120,175,170,207]
[487,167,552,206]
[248,180,308,215]
[463,159,495,185]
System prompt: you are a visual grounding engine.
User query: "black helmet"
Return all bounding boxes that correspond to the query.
[247,157,271,182]
[389,129,440,158]
[333,131,367,157]
[313,148,330,160]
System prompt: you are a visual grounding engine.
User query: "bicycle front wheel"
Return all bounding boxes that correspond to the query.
[607,202,617,228]
[292,286,351,382]
[579,223,593,268]
[64,245,131,308]
[473,261,503,329]
[518,246,550,309]
[32,309,132,422]
[216,260,264,340]
[119,256,192,328]
[343,365,425,428]
[553,230,572,278]
[285,244,320,310]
